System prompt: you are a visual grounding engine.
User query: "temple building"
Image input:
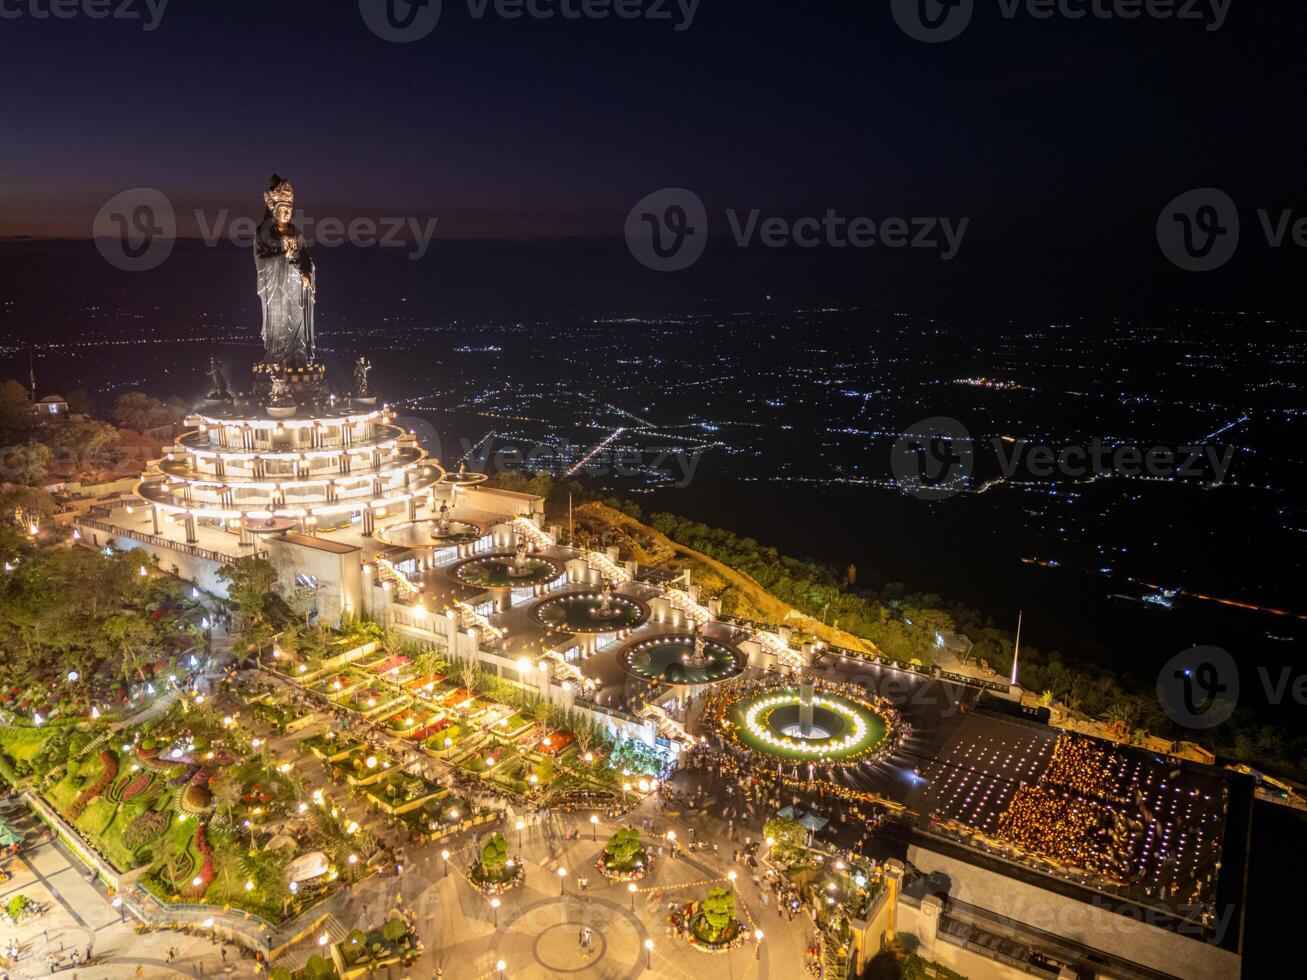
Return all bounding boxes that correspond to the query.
[68,177,1247,980]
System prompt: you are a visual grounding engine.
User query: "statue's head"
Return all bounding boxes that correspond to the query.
[264,174,295,223]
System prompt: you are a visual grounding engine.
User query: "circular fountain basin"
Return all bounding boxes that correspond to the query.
[377,520,483,549]
[531,591,650,634]
[723,687,889,764]
[448,552,564,589]
[617,634,746,685]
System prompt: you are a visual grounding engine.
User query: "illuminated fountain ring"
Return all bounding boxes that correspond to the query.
[617,634,746,686]
[531,591,650,635]
[375,519,484,549]
[714,686,893,767]
[448,552,564,589]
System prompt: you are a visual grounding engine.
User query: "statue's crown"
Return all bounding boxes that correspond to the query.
[263,174,295,210]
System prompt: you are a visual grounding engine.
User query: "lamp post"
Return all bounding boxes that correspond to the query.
[557,866,567,896]
[628,882,637,910]
[441,849,450,877]
[644,938,653,970]
[496,959,506,979]
[490,897,500,927]
[590,814,599,840]
[516,818,525,848]
[754,929,764,960]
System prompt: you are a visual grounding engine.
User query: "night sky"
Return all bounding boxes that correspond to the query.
[3,0,1304,251]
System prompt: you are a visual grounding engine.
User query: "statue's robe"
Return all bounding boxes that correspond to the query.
[254,217,315,366]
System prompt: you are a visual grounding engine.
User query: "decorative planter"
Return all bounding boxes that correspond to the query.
[596,849,654,882]
[685,917,748,954]
[467,861,525,896]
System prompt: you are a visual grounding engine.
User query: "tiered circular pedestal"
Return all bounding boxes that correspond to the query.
[135,401,443,537]
[617,633,746,685]
[531,591,650,635]
[448,553,564,589]
[375,519,484,549]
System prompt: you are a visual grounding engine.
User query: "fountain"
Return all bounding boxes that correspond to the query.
[506,537,535,578]
[799,678,815,739]
[682,624,712,669]
[588,580,624,621]
[617,632,747,686]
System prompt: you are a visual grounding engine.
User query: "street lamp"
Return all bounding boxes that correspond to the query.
[590,814,599,840]
[628,882,637,910]
[496,959,506,979]
[490,897,500,926]
[754,929,764,960]
[644,938,653,969]
[557,866,567,895]
[727,870,737,887]
[516,818,525,847]
[441,849,450,877]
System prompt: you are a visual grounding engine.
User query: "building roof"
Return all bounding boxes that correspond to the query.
[280,531,360,555]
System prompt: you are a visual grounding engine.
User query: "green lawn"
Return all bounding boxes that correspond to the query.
[0,725,53,763]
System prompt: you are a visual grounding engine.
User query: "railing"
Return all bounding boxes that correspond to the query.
[77,518,267,565]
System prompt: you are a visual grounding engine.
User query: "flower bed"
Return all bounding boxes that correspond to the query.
[531,731,574,756]
[381,707,437,738]
[685,915,748,953]
[311,674,364,699]
[123,809,170,850]
[367,654,411,677]
[490,712,532,738]
[336,918,422,977]
[402,673,445,694]
[68,750,118,821]
[183,821,215,898]
[362,774,446,816]
[302,731,363,762]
